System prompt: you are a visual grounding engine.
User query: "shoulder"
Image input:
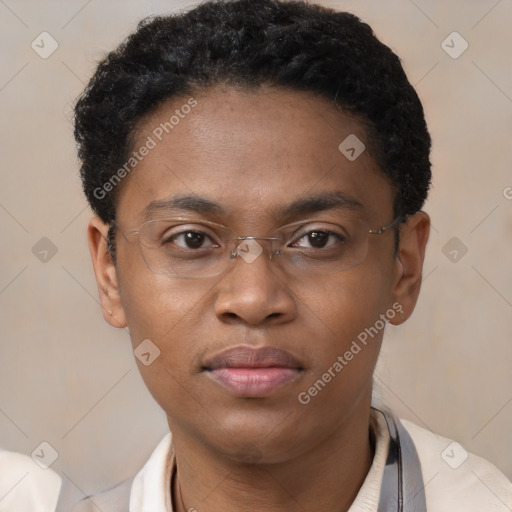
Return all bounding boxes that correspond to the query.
[400,418,512,511]
[0,449,61,512]
[70,433,173,512]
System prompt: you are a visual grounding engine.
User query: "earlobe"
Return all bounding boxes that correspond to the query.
[87,217,127,329]
[388,211,430,326]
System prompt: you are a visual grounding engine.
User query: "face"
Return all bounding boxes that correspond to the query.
[88,85,429,464]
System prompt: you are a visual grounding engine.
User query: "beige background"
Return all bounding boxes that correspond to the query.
[0,0,511,495]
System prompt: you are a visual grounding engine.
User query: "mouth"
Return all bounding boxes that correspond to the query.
[202,345,305,398]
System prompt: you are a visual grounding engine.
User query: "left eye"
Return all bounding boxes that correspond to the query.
[291,230,343,249]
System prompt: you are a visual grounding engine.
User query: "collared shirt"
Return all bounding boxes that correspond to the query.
[126,409,512,511]
[130,410,391,511]
[1,410,511,511]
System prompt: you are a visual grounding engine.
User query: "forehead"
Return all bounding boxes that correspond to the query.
[116,86,394,227]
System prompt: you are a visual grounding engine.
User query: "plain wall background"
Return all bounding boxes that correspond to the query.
[0,0,511,495]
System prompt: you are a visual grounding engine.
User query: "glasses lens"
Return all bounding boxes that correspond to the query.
[138,219,231,278]
[278,217,370,273]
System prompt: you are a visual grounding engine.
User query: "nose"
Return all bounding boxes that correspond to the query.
[214,239,296,326]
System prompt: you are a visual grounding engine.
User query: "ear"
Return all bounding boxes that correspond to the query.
[389,211,430,325]
[87,217,127,329]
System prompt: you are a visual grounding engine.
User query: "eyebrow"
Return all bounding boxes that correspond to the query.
[276,191,363,220]
[142,195,224,221]
[141,191,364,222]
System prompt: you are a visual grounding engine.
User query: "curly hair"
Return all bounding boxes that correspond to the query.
[74,0,431,258]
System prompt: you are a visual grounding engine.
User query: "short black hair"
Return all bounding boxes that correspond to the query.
[74,0,431,257]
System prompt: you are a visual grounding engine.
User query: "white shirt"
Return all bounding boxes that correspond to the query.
[1,410,511,511]
[0,450,61,512]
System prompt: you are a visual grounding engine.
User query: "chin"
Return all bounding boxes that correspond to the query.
[201,412,314,464]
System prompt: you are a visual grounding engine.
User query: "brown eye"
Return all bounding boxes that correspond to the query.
[183,232,208,249]
[164,231,215,250]
[306,231,330,248]
[292,230,343,249]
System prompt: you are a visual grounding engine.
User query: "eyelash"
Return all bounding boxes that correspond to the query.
[290,230,345,248]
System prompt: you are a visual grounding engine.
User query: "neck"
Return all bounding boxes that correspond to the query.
[171,401,375,512]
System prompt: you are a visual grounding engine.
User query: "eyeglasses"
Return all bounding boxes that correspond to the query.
[113,215,403,279]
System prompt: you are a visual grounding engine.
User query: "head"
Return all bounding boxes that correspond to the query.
[76,0,431,463]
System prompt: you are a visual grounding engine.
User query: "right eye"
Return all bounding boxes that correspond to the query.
[162,230,218,250]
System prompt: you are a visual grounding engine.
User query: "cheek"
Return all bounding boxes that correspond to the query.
[120,276,208,350]
[292,265,394,395]
[298,264,393,349]
[290,274,389,424]
[116,241,206,344]
[115,244,228,413]
[117,271,211,415]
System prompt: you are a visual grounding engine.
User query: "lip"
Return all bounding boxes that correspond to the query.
[203,346,304,398]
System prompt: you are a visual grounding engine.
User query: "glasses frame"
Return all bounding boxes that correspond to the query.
[111,215,404,278]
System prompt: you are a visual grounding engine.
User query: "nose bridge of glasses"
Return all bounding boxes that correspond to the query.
[229,236,282,262]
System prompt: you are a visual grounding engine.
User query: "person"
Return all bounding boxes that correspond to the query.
[3,0,511,511]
